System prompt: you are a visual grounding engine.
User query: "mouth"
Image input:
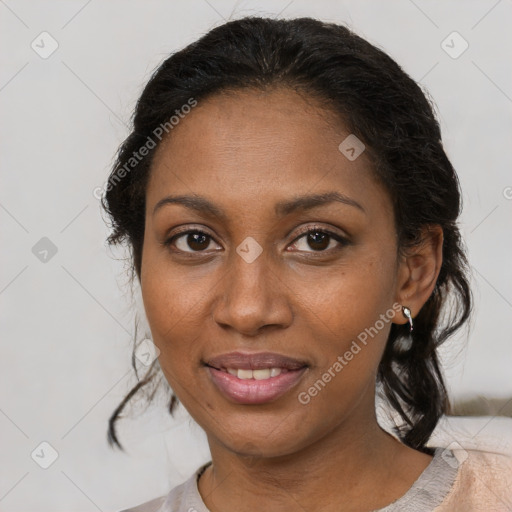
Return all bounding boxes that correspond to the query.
[204,351,309,405]
[204,350,309,371]
[207,366,292,379]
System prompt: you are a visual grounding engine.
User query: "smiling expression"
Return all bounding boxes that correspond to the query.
[140,86,404,457]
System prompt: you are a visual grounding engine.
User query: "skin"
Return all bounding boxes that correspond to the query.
[140,87,444,512]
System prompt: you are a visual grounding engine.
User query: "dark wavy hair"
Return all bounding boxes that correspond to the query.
[102,16,472,454]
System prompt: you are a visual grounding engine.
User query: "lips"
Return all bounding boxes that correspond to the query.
[205,351,308,371]
[204,351,309,405]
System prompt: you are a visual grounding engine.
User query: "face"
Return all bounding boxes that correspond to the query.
[140,87,403,458]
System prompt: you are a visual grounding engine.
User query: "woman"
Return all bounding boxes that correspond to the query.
[103,16,512,511]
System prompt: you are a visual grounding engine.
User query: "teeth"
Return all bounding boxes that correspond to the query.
[253,369,271,380]
[237,369,253,380]
[225,367,283,379]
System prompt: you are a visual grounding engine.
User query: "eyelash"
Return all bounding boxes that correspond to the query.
[163,225,349,256]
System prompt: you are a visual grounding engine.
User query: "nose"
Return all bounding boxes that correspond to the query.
[212,243,293,337]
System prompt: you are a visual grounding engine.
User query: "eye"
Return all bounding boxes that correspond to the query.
[289,226,349,253]
[165,229,220,253]
[164,225,349,255]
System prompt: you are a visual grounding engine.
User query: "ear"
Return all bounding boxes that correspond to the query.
[393,224,443,327]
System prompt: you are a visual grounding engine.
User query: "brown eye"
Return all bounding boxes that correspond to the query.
[289,228,348,253]
[305,231,330,251]
[166,230,218,253]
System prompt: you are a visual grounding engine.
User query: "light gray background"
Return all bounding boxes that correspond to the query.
[1,0,511,510]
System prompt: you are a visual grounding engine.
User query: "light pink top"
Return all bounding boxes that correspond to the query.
[120,446,512,511]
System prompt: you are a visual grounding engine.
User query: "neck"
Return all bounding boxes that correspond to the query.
[198,402,431,512]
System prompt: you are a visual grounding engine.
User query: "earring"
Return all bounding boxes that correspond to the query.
[402,306,414,332]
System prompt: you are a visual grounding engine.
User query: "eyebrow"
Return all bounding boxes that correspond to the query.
[152,191,365,219]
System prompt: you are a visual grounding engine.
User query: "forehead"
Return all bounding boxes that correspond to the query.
[146,87,391,221]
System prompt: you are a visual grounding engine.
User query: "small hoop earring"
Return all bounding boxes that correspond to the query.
[402,306,414,332]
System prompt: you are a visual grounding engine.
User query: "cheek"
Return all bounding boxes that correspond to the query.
[289,253,397,342]
[141,238,203,331]
[287,255,397,405]
[140,262,205,382]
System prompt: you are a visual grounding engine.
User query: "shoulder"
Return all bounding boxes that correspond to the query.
[118,495,167,512]
[424,415,512,510]
[436,447,512,510]
[118,462,211,512]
